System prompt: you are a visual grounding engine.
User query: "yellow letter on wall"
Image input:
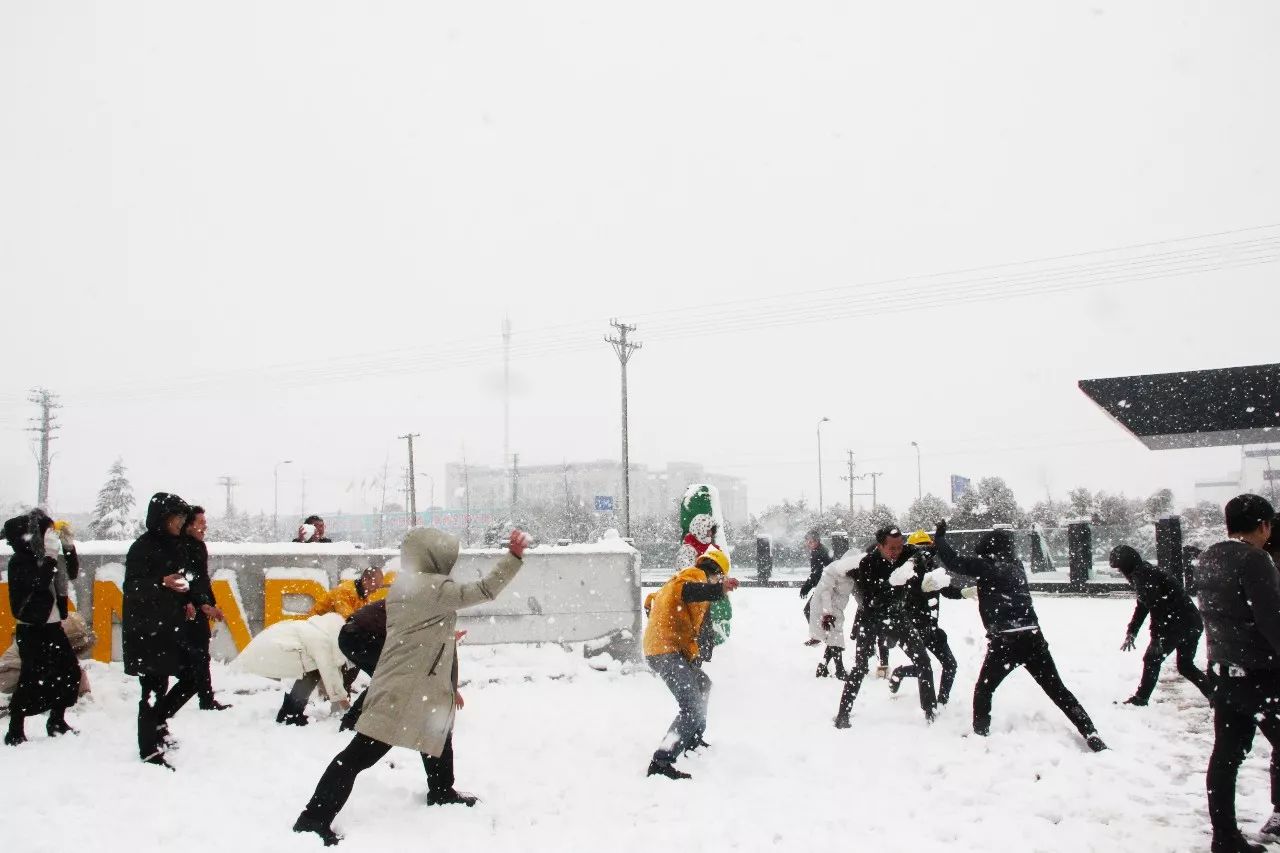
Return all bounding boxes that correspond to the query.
[92,577,124,663]
[263,578,329,628]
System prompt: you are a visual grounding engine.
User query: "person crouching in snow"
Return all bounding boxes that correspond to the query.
[293,528,530,846]
[233,611,353,723]
[931,520,1107,752]
[808,550,857,679]
[1110,544,1212,706]
[642,547,739,781]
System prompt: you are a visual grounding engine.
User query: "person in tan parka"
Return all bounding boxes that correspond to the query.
[643,547,738,780]
[293,527,531,846]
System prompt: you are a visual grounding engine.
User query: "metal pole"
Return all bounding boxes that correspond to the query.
[400,433,421,527]
[816,417,830,515]
[911,441,922,501]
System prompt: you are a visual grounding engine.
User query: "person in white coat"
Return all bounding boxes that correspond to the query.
[233,612,351,718]
[292,527,530,847]
[808,551,857,679]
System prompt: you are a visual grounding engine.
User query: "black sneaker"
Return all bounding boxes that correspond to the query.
[815,663,830,678]
[647,760,691,780]
[47,718,76,737]
[143,751,175,771]
[4,730,26,746]
[833,715,851,730]
[427,789,479,807]
[888,673,903,695]
[1085,734,1108,753]
[1210,832,1264,853]
[685,735,710,752]
[1123,696,1148,707]
[199,700,232,711]
[277,710,309,727]
[293,815,342,846]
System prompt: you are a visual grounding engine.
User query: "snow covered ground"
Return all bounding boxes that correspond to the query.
[3,590,1261,853]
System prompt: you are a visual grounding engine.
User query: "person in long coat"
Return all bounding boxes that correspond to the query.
[292,527,530,846]
[123,492,197,767]
[3,509,81,745]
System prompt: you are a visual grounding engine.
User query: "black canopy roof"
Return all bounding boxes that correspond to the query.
[1078,363,1280,449]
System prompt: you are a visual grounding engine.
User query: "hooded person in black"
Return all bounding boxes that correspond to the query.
[3,509,81,745]
[1195,495,1280,853]
[124,491,198,768]
[1110,544,1211,706]
[179,506,230,711]
[833,526,937,728]
[932,520,1106,752]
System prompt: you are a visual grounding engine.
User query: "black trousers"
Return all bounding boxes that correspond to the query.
[972,629,1096,737]
[838,615,935,720]
[1206,667,1280,836]
[300,733,456,827]
[1134,628,1212,703]
[891,624,958,704]
[183,620,217,706]
[137,670,199,759]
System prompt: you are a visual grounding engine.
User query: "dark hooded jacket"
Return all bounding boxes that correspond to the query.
[799,542,833,597]
[4,510,79,624]
[123,493,192,677]
[1110,545,1201,641]
[853,543,918,615]
[934,529,1039,637]
[890,545,964,629]
[1196,538,1280,670]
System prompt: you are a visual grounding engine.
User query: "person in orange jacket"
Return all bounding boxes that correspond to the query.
[643,547,739,780]
[277,563,388,726]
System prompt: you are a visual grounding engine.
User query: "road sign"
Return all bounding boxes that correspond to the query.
[594,496,615,512]
[950,475,971,503]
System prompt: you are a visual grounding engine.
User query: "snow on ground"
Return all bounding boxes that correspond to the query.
[3,590,1263,853]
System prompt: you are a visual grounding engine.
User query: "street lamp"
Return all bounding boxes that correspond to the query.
[273,459,293,541]
[817,417,830,515]
[417,472,436,519]
[910,441,922,501]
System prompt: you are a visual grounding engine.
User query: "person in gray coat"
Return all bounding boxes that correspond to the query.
[293,527,531,846]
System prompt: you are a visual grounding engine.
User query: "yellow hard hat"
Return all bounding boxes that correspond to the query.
[906,529,933,546]
[696,547,731,576]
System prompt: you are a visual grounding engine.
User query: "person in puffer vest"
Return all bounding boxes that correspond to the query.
[642,547,739,781]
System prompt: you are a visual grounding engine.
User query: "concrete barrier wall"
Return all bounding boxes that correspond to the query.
[0,541,643,662]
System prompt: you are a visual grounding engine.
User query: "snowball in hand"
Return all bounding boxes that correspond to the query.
[889,564,916,587]
[921,567,952,593]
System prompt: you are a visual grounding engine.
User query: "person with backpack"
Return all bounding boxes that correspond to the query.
[1110,543,1211,706]
[643,547,739,780]
[932,519,1106,752]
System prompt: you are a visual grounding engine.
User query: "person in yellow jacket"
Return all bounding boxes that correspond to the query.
[278,563,388,726]
[643,547,739,780]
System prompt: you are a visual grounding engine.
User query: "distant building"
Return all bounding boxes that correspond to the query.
[443,459,749,527]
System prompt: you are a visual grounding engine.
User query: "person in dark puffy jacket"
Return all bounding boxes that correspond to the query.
[932,520,1106,752]
[1110,544,1211,706]
[124,492,197,768]
[3,510,80,746]
[180,506,230,711]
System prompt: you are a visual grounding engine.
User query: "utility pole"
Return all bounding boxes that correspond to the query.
[377,455,389,548]
[399,433,421,527]
[510,452,520,512]
[854,472,884,510]
[562,461,573,538]
[839,450,856,514]
[217,475,238,518]
[606,319,642,538]
[502,316,512,506]
[27,388,61,509]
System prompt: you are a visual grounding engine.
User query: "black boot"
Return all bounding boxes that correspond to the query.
[200,698,232,711]
[815,662,830,678]
[1210,832,1265,853]
[5,713,25,746]
[293,815,342,846]
[1123,695,1148,707]
[427,789,479,807]
[1084,733,1108,752]
[46,708,76,737]
[278,695,309,726]
[647,759,691,780]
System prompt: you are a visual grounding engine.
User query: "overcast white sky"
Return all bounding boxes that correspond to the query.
[2,1,1277,523]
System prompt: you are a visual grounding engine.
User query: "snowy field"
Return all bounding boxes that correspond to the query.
[3,590,1258,853]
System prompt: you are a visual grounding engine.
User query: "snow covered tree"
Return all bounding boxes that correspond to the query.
[90,458,140,540]
[1144,488,1175,521]
[977,477,1020,525]
[903,494,950,533]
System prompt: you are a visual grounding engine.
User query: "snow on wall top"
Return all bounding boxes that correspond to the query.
[0,538,639,559]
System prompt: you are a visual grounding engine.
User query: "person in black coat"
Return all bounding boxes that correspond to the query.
[124,492,198,768]
[1195,495,1280,853]
[3,509,81,746]
[179,506,230,711]
[932,520,1106,752]
[799,530,832,638]
[834,526,937,728]
[886,531,968,706]
[1110,544,1211,705]
[336,599,387,732]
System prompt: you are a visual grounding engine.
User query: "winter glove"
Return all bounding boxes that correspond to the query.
[1121,633,1136,652]
[960,586,979,599]
[723,577,740,592]
[799,586,811,598]
[821,614,836,631]
[54,520,75,550]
